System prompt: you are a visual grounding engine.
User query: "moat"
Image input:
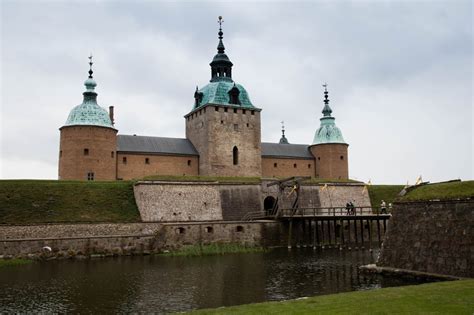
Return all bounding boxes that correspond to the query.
[0,248,432,313]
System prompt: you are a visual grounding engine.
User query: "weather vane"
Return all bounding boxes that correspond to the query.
[218,16,224,29]
[322,82,328,91]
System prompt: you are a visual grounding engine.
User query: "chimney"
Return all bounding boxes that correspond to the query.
[109,106,115,125]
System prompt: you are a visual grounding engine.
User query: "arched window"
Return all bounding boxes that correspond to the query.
[233,146,239,165]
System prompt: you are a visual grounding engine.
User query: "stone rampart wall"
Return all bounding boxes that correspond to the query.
[378,200,473,278]
[0,221,285,259]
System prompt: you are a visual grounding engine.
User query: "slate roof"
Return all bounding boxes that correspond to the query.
[261,142,313,159]
[117,135,198,156]
[117,136,313,159]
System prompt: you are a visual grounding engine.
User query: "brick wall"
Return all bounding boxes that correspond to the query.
[310,143,348,179]
[378,200,473,278]
[262,157,315,178]
[116,153,198,180]
[186,105,262,176]
[59,126,117,180]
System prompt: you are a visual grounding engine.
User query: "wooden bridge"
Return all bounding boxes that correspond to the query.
[242,177,391,249]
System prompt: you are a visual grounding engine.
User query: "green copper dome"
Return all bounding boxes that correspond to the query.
[312,86,346,145]
[193,81,254,109]
[64,78,114,129]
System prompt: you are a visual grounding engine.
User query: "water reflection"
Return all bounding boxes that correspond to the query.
[0,248,427,313]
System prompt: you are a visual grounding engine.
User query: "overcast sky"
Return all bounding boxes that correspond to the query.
[1,0,472,184]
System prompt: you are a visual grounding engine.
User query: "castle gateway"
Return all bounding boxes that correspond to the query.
[58,18,348,181]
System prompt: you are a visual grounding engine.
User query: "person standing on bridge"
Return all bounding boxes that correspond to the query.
[380,200,387,214]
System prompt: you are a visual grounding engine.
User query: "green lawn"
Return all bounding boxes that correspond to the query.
[142,175,262,183]
[0,180,140,224]
[400,180,474,202]
[191,279,474,314]
[368,185,404,207]
[0,258,33,268]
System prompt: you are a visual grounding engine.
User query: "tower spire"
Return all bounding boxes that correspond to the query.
[210,16,233,82]
[88,54,94,79]
[322,83,332,117]
[279,120,289,144]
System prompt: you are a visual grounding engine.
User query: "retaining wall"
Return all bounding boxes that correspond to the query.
[377,199,473,278]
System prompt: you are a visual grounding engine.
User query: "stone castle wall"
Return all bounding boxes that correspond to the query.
[261,157,315,178]
[116,153,198,180]
[186,105,262,177]
[59,126,117,180]
[0,221,285,259]
[378,200,473,278]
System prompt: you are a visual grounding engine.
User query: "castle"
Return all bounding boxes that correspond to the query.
[58,18,349,181]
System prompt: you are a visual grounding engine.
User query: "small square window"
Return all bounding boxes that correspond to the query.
[123,157,127,164]
[274,163,277,168]
[318,157,321,161]
[233,108,237,113]
[293,163,297,168]
[251,110,255,115]
[308,164,311,168]
[111,151,114,158]
[84,148,89,156]
[221,120,224,124]
[187,160,191,166]
[145,158,150,164]
[340,155,344,160]
[215,106,219,111]
[87,172,94,181]
[246,123,249,127]
[243,109,246,114]
[224,108,228,112]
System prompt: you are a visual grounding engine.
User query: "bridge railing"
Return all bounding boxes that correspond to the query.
[279,206,391,217]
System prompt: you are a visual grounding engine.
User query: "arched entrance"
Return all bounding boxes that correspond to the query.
[264,196,276,215]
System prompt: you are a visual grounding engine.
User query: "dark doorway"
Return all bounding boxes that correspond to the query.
[264,196,276,215]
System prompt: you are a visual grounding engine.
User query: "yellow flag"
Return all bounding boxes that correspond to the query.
[415,175,423,185]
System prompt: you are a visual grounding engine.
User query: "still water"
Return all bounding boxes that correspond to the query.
[0,248,428,313]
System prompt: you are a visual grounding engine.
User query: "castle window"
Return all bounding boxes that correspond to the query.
[274,163,277,168]
[246,123,249,127]
[111,152,114,158]
[243,109,246,114]
[59,150,62,158]
[224,108,228,112]
[123,157,127,164]
[340,155,344,160]
[233,146,239,165]
[236,226,244,232]
[84,148,89,156]
[175,227,185,234]
[308,164,311,168]
[145,158,150,164]
[228,85,241,105]
[318,157,321,161]
[221,120,224,124]
[293,163,297,168]
[215,106,219,111]
[234,108,237,113]
[251,110,255,115]
[87,172,94,181]
[187,160,191,166]
[205,226,213,233]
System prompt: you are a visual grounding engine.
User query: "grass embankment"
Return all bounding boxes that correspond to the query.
[191,279,474,314]
[160,243,267,257]
[367,185,404,207]
[400,180,474,202]
[142,175,261,183]
[0,180,140,224]
[0,258,33,268]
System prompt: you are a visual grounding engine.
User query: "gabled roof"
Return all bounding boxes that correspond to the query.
[117,135,198,156]
[261,142,313,159]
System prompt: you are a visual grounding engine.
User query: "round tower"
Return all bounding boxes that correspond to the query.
[309,85,349,180]
[58,57,117,180]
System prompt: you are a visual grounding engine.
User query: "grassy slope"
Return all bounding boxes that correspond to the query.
[142,175,262,183]
[0,180,140,224]
[368,185,404,207]
[0,259,33,268]
[400,180,474,202]
[192,279,474,314]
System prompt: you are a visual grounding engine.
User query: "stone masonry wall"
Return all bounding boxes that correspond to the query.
[134,181,262,222]
[0,221,285,259]
[378,200,473,278]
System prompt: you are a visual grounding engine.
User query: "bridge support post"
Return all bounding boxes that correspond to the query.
[288,220,293,249]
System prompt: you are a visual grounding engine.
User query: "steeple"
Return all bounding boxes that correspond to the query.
[279,121,289,144]
[322,83,332,117]
[83,54,98,102]
[210,16,233,83]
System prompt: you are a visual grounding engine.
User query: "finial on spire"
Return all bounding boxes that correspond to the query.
[88,54,94,79]
[279,120,289,144]
[217,16,225,54]
[322,83,332,117]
